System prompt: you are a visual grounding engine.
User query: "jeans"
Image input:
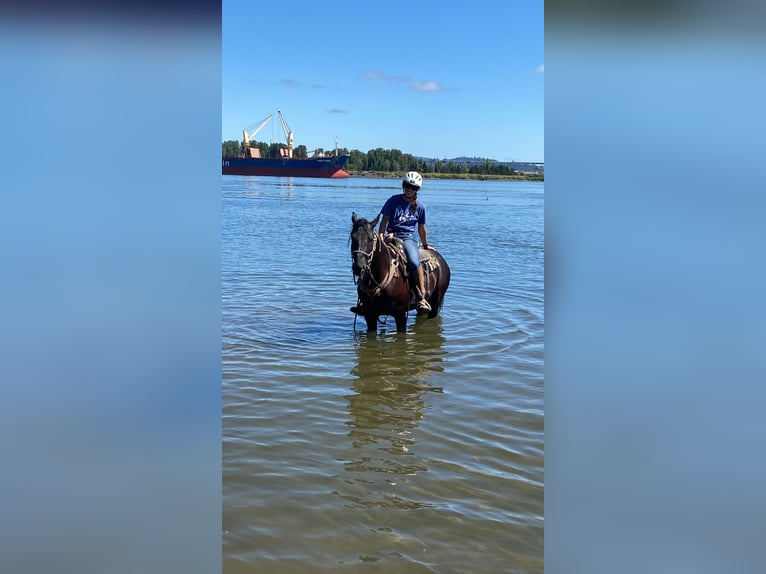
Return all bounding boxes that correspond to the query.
[396,234,420,272]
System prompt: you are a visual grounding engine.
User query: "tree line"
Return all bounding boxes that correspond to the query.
[222,140,520,176]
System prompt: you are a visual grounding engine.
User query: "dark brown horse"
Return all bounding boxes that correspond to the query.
[350,212,451,332]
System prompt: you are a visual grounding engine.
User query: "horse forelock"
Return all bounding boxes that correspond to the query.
[351,218,375,242]
[351,217,371,231]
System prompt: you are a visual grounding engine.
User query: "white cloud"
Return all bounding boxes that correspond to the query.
[362,71,445,92]
[535,64,544,74]
[411,81,444,92]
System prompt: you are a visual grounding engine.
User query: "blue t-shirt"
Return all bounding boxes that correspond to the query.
[380,194,426,238]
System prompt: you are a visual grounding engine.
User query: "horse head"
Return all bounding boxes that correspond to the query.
[350,212,380,277]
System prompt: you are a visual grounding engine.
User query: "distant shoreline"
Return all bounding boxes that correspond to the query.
[346,170,543,182]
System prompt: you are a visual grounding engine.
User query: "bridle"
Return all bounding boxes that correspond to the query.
[351,227,396,295]
[351,228,377,279]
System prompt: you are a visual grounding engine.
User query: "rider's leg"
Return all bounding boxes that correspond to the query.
[401,237,431,312]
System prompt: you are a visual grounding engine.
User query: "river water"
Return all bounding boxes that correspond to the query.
[222,176,544,573]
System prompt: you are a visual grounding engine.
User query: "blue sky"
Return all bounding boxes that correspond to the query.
[222,1,543,162]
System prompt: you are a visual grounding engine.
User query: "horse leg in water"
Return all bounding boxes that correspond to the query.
[363,306,407,332]
[393,304,408,332]
[362,307,378,331]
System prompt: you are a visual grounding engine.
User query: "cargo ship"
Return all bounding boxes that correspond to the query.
[222,155,350,178]
[222,110,350,179]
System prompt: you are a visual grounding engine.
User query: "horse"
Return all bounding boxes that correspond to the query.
[350,211,451,332]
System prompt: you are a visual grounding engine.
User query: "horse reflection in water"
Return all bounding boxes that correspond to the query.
[334,320,446,510]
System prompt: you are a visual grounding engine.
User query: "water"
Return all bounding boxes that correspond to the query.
[222,176,544,573]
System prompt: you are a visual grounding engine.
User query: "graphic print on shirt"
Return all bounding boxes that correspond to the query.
[395,205,417,225]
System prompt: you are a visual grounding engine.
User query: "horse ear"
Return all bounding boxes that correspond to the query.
[371,213,380,226]
[352,212,358,223]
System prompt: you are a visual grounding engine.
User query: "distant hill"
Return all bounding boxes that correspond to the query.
[416,156,544,173]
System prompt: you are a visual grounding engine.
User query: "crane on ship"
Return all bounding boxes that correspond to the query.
[277,110,294,159]
[240,110,297,159]
[241,114,273,157]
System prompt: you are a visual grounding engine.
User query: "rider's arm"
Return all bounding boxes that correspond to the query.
[378,215,389,238]
[418,223,432,249]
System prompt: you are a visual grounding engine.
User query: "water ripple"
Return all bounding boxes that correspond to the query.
[223,178,543,572]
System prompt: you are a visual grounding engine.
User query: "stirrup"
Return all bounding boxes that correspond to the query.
[416,298,431,313]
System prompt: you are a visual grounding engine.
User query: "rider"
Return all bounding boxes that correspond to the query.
[379,171,434,313]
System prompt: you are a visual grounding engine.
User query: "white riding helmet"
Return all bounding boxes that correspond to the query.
[403,171,423,188]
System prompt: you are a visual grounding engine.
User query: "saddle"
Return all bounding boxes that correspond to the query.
[384,237,439,295]
[352,239,440,315]
[384,237,409,279]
